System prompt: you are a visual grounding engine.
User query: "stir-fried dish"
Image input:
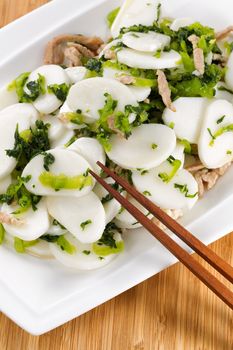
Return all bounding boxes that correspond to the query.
[0,0,233,269]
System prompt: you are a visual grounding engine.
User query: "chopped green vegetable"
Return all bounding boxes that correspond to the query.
[64,135,78,147]
[155,3,162,23]
[92,223,124,256]
[141,170,149,176]
[217,85,233,95]
[93,240,124,256]
[80,220,92,231]
[96,222,121,249]
[63,112,84,125]
[158,156,181,183]
[26,74,46,101]
[0,224,5,245]
[208,124,233,146]
[20,129,32,142]
[39,172,93,191]
[169,122,175,129]
[43,152,55,171]
[6,120,51,172]
[216,115,226,124]
[0,176,41,212]
[53,219,66,229]
[180,52,195,72]
[151,143,158,150]
[101,182,122,204]
[56,235,76,254]
[107,7,120,28]
[179,139,192,154]
[85,58,102,73]
[227,150,232,155]
[223,41,233,55]
[174,183,198,198]
[14,237,38,253]
[83,250,91,255]
[41,234,60,243]
[8,72,46,102]
[48,83,70,102]
[143,191,152,196]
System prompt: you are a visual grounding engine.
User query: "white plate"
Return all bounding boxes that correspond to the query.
[0,0,233,335]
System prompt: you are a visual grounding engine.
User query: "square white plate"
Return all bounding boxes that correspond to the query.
[0,0,233,335]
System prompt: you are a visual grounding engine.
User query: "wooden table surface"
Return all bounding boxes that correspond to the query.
[0,1,233,349]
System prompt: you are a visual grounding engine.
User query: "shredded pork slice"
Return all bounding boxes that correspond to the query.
[116,75,136,85]
[188,34,205,75]
[157,70,176,112]
[44,34,104,66]
[152,209,184,231]
[216,26,233,41]
[190,162,232,197]
[0,212,25,226]
[104,49,117,60]
[107,115,124,138]
[63,47,83,67]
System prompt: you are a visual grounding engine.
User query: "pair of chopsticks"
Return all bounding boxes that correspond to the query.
[89,162,233,310]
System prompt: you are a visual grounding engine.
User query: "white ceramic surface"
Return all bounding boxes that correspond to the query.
[0,0,233,335]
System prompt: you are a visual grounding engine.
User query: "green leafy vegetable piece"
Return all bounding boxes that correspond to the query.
[93,240,124,256]
[92,223,124,256]
[216,115,226,124]
[14,237,38,253]
[143,191,152,196]
[63,112,84,125]
[41,235,76,254]
[174,183,198,198]
[158,156,181,183]
[83,250,91,255]
[48,83,70,102]
[6,120,51,174]
[80,220,92,231]
[217,85,233,95]
[56,235,76,254]
[101,182,122,204]
[41,235,60,243]
[8,72,46,102]
[180,52,195,72]
[155,3,162,23]
[107,7,120,28]
[0,176,41,212]
[85,58,102,73]
[179,139,192,154]
[39,172,93,191]
[0,224,5,245]
[208,124,233,146]
[223,41,233,55]
[43,152,55,171]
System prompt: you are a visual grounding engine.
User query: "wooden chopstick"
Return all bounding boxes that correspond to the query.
[96,161,233,284]
[89,166,233,310]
